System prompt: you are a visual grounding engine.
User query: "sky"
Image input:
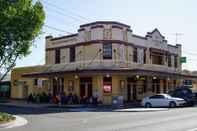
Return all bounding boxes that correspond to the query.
[16,0,197,70]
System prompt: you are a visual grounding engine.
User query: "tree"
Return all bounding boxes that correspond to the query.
[0,0,45,80]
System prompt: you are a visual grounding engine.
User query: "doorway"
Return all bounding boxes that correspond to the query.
[80,77,92,99]
[127,77,137,101]
[127,83,137,101]
[53,78,64,96]
[22,85,28,99]
[152,78,160,94]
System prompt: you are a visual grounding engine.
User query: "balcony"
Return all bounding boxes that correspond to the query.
[43,60,180,75]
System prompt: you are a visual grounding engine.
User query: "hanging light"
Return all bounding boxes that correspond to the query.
[74,75,79,79]
[136,75,140,79]
[153,76,157,80]
[106,74,110,78]
[54,76,58,81]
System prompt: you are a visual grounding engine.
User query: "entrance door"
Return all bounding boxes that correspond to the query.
[22,85,28,99]
[127,83,137,101]
[127,84,131,101]
[80,83,86,98]
[53,79,58,96]
[80,78,92,98]
[133,85,137,100]
[152,79,160,94]
[53,78,64,96]
[127,77,138,102]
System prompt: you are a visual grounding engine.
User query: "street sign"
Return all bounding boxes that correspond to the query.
[181,57,187,63]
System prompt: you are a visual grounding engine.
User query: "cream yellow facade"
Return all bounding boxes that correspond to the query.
[11,66,48,99]
[11,21,192,104]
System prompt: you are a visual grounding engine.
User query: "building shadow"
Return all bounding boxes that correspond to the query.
[0,105,72,115]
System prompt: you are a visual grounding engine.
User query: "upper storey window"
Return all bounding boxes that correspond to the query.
[168,55,172,67]
[55,49,60,64]
[103,43,112,59]
[151,52,163,65]
[174,56,178,68]
[143,49,146,64]
[70,47,75,62]
[133,47,138,62]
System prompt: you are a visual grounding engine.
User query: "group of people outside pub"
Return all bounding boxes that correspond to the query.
[27,90,101,106]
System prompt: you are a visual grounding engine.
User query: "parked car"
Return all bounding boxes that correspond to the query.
[192,92,197,99]
[192,92,197,104]
[141,94,186,108]
[168,87,194,106]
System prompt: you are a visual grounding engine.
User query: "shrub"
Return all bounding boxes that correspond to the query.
[0,112,15,124]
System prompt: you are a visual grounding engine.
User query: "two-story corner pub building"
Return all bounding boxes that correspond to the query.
[11,21,197,104]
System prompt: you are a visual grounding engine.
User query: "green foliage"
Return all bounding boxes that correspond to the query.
[0,112,15,123]
[0,0,45,80]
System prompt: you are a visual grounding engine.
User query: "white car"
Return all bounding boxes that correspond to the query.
[141,94,186,108]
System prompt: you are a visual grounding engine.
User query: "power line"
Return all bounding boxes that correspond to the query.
[172,33,183,44]
[43,1,89,23]
[44,24,73,34]
[43,0,90,21]
[44,5,83,23]
[44,6,79,27]
[183,50,197,56]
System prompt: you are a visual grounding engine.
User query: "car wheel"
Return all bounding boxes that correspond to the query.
[169,102,176,108]
[145,103,152,108]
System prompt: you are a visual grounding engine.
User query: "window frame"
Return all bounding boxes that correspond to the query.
[174,55,178,68]
[69,47,76,62]
[143,49,146,64]
[103,43,112,59]
[55,49,61,64]
[133,47,138,62]
[151,52,163,65]
[168,55,172,67]
[34,79,38,86]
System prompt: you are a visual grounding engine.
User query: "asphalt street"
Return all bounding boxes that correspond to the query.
[1,106,197,131]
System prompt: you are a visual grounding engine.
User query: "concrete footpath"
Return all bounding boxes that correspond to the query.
[0,100,54,108]
[0,115,27,129]
[0,100,169,112]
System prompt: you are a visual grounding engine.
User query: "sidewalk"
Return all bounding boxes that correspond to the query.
[0,99,140,108]
[0,100,106,109]
[0,100,168,112]
[0,100,53,108]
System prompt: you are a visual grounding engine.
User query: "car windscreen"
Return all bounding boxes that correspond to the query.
[171,89,193,98]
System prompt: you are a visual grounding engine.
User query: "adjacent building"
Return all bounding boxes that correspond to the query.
[0,74,11,99]
[11,21,197,104]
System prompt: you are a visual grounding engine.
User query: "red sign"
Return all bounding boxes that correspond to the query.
[103,85,112,93]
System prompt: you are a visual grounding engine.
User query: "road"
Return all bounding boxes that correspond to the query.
[1,106,197,131]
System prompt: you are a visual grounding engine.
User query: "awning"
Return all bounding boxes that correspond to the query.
[22,67,197,79]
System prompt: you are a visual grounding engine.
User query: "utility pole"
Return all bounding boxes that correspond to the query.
[173,33,183,44]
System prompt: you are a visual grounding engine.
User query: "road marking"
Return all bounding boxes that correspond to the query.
[187,128,197,131]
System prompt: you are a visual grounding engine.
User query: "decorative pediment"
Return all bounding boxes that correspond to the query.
[146,28,167,43]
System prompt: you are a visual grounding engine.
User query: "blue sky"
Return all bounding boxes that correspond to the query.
[16,0,197,70]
